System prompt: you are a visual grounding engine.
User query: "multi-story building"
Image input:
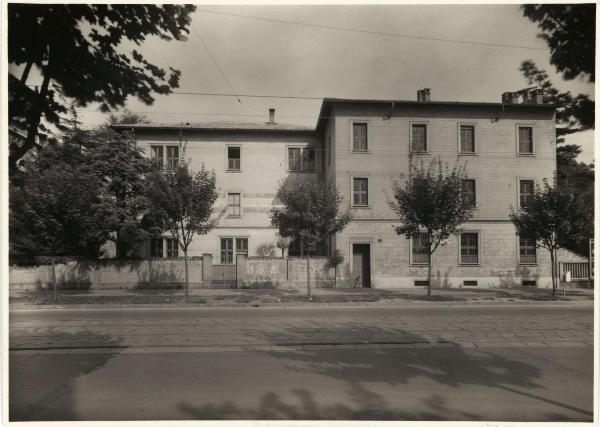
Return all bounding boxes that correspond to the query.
[113,90,556,288]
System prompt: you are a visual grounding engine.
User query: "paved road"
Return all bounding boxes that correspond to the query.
[9,304,595,421]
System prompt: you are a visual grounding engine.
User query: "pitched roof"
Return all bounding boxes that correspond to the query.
[110,120,314,132]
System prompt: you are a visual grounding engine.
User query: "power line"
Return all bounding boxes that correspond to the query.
[171,91,323,100]
[189,22,242,103]
[195,8,548,52]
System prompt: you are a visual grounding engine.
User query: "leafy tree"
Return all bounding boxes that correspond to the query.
[522,4,595,82]
[146,163,220,300]
[271,181,351,297]
[10,143,111,300]
[389,159,473,297]
[8,3,195,172]
[106,109,151,126]
[510,179,580,296]
[276,236,291,258]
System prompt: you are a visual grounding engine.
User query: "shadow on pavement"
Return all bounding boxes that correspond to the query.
[9,331,123,421]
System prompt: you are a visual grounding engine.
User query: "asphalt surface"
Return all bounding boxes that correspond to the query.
[8,304,595,421]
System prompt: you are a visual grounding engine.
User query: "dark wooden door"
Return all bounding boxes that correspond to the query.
[352,244,371,288]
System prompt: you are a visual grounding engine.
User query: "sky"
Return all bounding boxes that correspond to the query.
[12,4,596,163]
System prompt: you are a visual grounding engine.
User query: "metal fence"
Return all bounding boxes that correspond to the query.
[560,262,590,281]
[211,264,237,289]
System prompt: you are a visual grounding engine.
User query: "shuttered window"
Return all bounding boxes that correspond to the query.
[352,123,368,151]
[460,125,475,153]
[518,127,533,154]
[411,124,427,152]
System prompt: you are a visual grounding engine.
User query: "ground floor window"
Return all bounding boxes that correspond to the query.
[150,237,179,258]
[411,232,430,265]
[460,232,479,265]
[288,237,328,257]
[220,237,249,264]
[519,236,537,264]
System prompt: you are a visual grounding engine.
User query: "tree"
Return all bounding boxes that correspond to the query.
[10,144,111,301]
[276,236,291,258]
[8,4,196,171]
[106,109,151,126]
[522,4,595,82]
[510,179,580,296]
[389,159,474,297]
[271,181,352,298]
[146,163,220,300]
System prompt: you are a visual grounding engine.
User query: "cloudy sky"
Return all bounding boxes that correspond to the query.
[17,4,596,162]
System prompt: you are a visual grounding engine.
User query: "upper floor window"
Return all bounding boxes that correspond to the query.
[519,236,537,264]
[460,232,479,265]
[519,180,534,208]
[352,122,368,151]
[460,125,476,154]
[227,193,241,217]
[352,177,369,207]
[288,147,315,172]
[411,124,428,153]
[151,145,179,169]
[228,146,241,171]
[462,179,477,208]
[518,126,534,154]
[411,232,430,265]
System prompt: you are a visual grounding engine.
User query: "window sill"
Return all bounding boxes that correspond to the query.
[518,262,538,266]
[410,151,429,155]
[459,152,477,156]
[226,169,242,173]
[351,150,370,154]
[410,263,429,267]
[227,215,242,219]
[459,263,480,267]
[517,153,535,157]
[351,205,371,209]
[288,170,317,173]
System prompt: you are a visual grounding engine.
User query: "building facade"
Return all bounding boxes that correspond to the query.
[114,92,556,289]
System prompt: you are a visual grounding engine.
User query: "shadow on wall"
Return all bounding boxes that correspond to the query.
[9,331,123,421]
[256,244,277,257]
[489,267,541,289]
[174,325,591,421]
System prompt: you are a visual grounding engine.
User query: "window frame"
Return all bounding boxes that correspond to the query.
[350,175,370,208]
[226,145,242,172]
[410,121,430,154]
[457,122,477,155]
[410,232,431,266]
[287,146,317,172]
[459,231,480,266]
[219,236,250,264]
[518,235,538,266]
[150,144,180,170]
[516,124,535,156]
[517,178,535,209]
[150,237,164,258]
[226,192,242,218]
[350,120,369,153]
[166,238,179,258]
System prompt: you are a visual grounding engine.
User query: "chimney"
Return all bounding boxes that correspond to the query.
[268,108,275,124]
[535,88,544,104]
[417,90,423,102]
[422,88,431,102]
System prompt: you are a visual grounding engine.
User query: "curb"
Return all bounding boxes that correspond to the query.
[9,298,594,311]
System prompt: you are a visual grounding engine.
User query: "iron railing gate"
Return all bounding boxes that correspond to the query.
[211,264,237,288]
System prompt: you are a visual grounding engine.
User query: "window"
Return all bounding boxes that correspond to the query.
[463,280,478,287]
[412,232,430,265]
[460,125,475,154]
[460,232,479,265]
[519,180,534,207]
[414,280,429,287]
[151,146,164,168]
[518,126,534,154]
[151,145,178,169]
[220,237,249,263]
[166,146,179,169]
[220,238,234,264]
[150,237,178,258]
[519,236,537,264]
[462,179,476,208]
[352,177,369,206]
[227,193,241,217]
[288,147,315,172]
[288,238,327,256]
[352,122,368,151]
[150,238,164,257]
[166,238,179,257]
[522,280,537,287]
[236,238,248,256]
[228,146,241,171]
[411,124,427,153]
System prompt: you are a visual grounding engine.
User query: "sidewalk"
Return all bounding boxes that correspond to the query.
[9,285,595,309]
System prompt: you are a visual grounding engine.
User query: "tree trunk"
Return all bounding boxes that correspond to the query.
[550,248,556,297]
[307,253,311,299]
[334,265,337,288]
[427,252,432,298]
[51,256,57,303]
[184,249,189,302]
